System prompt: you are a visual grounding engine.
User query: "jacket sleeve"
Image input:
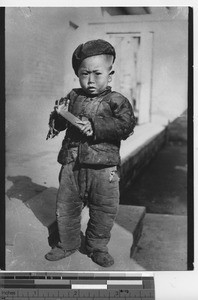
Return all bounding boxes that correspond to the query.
[92,93,136,142]
[52,111,67,132]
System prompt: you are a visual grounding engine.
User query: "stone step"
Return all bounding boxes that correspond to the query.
[132,213,187,271]
[6,187,146,271]
[115,205,146,257]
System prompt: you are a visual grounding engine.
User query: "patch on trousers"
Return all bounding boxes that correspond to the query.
[109,169,118,182]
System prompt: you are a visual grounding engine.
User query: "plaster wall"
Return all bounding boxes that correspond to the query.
[87,15,188,124]
[5,7,99,154]
[6,7,188,156]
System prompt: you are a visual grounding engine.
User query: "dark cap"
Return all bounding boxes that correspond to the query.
[72,39,116,76]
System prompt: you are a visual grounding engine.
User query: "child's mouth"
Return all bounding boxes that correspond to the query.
[87,87,96,92]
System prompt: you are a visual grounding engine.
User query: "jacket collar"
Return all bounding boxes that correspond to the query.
[78,86,112,98]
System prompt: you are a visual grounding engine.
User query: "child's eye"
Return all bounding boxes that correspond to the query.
[81,72,88,76]
[95,72,102,76]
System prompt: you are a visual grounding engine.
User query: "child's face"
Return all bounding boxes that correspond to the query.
[78,55,113,95]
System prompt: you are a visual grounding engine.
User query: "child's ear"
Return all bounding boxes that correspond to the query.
[108,70,115,82]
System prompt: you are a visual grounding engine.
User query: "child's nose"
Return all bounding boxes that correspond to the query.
[88,73,95,83]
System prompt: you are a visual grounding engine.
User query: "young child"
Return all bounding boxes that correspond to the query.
[45,39,136,267]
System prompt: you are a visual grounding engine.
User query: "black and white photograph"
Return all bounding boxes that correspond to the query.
[5,5,191,274]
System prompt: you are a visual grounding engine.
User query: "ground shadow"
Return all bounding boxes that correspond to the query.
[6,175,88,254]
[7,175,47,202]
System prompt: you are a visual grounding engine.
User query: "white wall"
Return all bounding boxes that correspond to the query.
[150,19,188,124]
[6,7,102,155]
[6,7,188,156]
[86,12,188,125]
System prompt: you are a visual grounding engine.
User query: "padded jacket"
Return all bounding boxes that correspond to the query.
[54,86,136,166]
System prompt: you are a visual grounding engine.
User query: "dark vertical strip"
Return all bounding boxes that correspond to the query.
[0,7,5,271]
[187,6,194,270]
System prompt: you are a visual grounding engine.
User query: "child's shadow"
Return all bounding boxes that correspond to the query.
[6,175,87,255]
[7,175,47,202]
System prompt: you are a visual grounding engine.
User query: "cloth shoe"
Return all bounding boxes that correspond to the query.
[45,246,76,261]
[90,251,114,267]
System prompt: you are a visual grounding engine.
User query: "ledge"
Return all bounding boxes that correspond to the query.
[120,122,166,162]
[120,122,167,190]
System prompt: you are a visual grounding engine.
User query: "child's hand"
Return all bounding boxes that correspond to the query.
[55,103,68,115]
[75,120,93,136]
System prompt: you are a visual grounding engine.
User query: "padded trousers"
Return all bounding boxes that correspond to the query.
[56,161,120,254]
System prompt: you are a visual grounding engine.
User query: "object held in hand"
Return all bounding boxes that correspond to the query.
[46,110,60,140]
[46,97,69,140]
[59,110,93,136]
[59,110,84,129]
[46,97,93,140]
[55,97,68,107]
